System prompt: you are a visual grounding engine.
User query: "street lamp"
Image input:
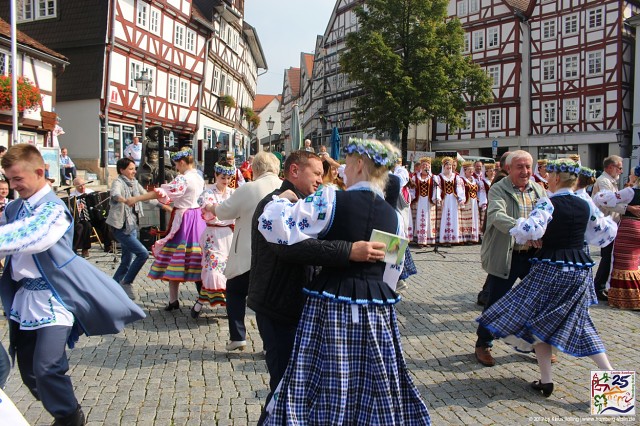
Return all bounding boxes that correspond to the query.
[266,115,275,152]
[134,69,153,159]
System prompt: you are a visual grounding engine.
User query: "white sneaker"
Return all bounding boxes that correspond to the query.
[396,280,408,292]
[225,340,246,351]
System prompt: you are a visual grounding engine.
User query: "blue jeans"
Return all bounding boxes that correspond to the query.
[0,342,9,389]
[112,227,149,285]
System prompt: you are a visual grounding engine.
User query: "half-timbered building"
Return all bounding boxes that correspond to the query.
[1,0,266,178]
[0,17,68,149]
[434,0,639,168]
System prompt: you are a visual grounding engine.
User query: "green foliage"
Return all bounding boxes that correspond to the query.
[340,0,494,159]
[219,95,236,108]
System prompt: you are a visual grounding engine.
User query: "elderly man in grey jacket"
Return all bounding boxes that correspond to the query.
[475,150,546,367]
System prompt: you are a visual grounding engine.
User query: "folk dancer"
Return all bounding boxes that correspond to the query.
[460,161,480,244]
[432,156,465,245]
[478,164,494,235]
[413,157,436,246]
[532,159,550,193]
[392,157,413,240]
[0,144,144,425]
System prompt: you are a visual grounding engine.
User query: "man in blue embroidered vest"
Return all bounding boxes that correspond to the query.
[0,144,145,426]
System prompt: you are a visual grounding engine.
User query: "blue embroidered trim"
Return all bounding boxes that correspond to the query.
[302,288,400,305]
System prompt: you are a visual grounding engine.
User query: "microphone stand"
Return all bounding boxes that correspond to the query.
[416,173,447,258]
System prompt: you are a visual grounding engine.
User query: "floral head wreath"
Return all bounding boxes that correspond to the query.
[634,165,640,177]
[215,162,235,176]
[171,148,193,162]
[545,160,581,176]
[343,138,397,168]
[578,166,596,178]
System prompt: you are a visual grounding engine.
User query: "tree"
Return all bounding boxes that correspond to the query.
[340,0,493,161]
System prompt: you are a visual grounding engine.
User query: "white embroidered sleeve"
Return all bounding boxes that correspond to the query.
[584,197,618,247]
[155,174,188,204]
[593,188,634,209]
[509,197,555,245]
[0,203,70,255]
[258,186,337,245]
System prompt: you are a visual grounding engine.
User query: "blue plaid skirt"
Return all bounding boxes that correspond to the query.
[477,262,605,357]
[264,296,430,425]
[400,247,417,280]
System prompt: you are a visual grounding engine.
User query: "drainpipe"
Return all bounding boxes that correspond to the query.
[516,11,531,152]
[102,0,117,184]
[193,33,215,164]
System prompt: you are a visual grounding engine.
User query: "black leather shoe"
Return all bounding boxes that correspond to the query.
[52,405,85,426]
[531,380,554,397]
[164,300,180,311]
[190,302,202,319]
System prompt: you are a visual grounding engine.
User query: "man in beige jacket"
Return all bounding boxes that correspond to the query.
[207,152,282,351]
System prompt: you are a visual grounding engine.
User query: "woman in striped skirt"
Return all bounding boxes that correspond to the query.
[478,159,618,397]
[593,165,640,310]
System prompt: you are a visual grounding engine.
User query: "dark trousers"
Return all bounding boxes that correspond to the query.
[255,314,298,425]
[14,324,79,418]
[594,240,614,292]
[226,271,250,342]
[73,220,92,252]
[476,250,534,348]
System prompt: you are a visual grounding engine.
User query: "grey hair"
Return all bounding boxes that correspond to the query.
[505,150,533,167]
[603,155,622,169]
[252,152,280,178]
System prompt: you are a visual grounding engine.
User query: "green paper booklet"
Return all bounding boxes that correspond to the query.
[370,229,409,266]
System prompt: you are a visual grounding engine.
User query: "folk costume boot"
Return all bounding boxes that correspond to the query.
[51,405,85,426]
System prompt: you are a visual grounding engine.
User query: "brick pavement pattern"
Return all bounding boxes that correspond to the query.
[1,245,637,425]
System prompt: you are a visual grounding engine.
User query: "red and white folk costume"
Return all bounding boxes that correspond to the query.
[459,162,480,243]
[432,157,465,244]
[413,158,436,245]
[532,159,549,192]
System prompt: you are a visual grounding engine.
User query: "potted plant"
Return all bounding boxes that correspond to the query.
[0,75,42,113]
[219,94,236,109]
[243,107,261,128]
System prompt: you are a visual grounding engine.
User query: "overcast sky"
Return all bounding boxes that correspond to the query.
[244,1,336,95]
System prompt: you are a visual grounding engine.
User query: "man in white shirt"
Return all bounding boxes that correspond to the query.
[124,136,142,167]
[591,155,625,300]
[59,147,76,185]
[70,178,95,257]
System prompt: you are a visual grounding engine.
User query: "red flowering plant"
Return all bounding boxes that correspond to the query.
[0,75,42,112]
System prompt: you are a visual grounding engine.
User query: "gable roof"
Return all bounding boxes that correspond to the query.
[253,94,281,112]
[286,67,301,99]
[504,0,535,18]
[302,53,314,79]
[0,17,67,63]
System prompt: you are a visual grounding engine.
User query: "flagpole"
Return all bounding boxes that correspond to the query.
[10,0,18,146]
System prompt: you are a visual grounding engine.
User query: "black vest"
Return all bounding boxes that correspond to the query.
[623,188,640,217]
[307,189,400,303]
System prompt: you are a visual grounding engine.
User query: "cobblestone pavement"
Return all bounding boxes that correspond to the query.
[1,244,638,425]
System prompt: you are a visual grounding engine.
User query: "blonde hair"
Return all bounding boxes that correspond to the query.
[346,140,398,192]
[1,144,45,170]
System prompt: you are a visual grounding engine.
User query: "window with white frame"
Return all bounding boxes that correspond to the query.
[542,59,556,81]
[0,50,12,76]
[136,1,148,28]
[129,61,155,96]
[489,109,501,129]
[225,76,232,97]
[463,33,470,53]
[469,0,479,14]
[542,19,556,40]
[464,111,472,130]
[564,14,578,35]
[232,32,239,51]
[149,7,160,35]
[487,27,499,48]
[179,80,189,105]
[473,31,484,51]
[168,76,178,103]
[175,24,185,49]
[563,99,579,122]
[476,111,487,130]
[487,65,500,88]
[213,69,220,94]
[457,1,468,16]
[563,55,579,79]
[219,73,226,95]
[186,29,196,53]
[587,8,603,29]
[587,51,603,75]
[18,0,57,22]
[542,101,557,124]
[587,96,603,121]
